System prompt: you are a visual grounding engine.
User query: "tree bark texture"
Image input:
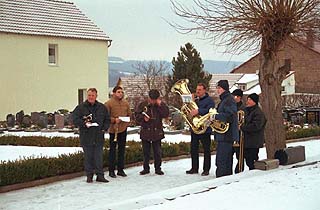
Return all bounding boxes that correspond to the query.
[259,45,286,158]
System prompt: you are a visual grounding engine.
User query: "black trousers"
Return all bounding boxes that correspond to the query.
[109,130,127,172]
[142,140,162,171]
[190,132,212,172]
[215,141,233,178]
[234,148,259,172]
[82,145,104,176]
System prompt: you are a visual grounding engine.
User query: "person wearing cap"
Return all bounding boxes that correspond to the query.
[135,89,169,175]
[186,83,215,176]
[240,93,267,170]
[231,89,246,173]
[214,80,239,178]
[105,86,132,178]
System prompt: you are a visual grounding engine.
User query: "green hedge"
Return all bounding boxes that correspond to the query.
[286,126,320,140]
[0,136,81,147]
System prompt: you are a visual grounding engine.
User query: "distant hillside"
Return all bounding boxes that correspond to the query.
[108,56,243,87]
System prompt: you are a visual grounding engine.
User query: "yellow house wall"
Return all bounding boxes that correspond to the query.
[0,32,109,120]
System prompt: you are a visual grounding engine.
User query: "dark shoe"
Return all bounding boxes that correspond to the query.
[186,169,198,174]
[86,174,93,183]
[139,169,150,175]
[96,176,109,183]
[117,170,127,177]
[109,171,116,178]
[155,170,164,175]
[201,171,209,176]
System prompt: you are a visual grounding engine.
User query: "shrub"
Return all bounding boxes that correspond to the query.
[286,126,320,140]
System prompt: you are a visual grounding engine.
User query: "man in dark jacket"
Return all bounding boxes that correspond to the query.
[240,93,267,170]
[72,88,110,183]
[232,89,246,173]
[135,89,169,175]
[186,83,215,176]
[214,80,239,178]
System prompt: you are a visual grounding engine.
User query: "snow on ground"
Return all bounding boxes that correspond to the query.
[0,139,319,210]
[0,146,83,162]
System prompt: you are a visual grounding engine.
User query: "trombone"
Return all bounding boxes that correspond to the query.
[237,110,245,172]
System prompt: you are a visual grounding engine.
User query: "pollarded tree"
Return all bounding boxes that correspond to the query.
[166,42,212,95]
[170,0,320,158]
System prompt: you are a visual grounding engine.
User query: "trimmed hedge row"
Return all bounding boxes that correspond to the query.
[286,126,320,140]
[1,141,205,186]
[0,136,80,147]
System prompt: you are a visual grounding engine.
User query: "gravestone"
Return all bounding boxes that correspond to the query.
[55,114,64,129]
[6,114,15,128]
[47,113,55,125]
[38,113,48,129]
[31,112,40,125]
[16,110,24,125]
[254,159,279,170]
[21,115,31,128]
[274,146,306,165]
[64,113,73,126]
[171,111,184,130]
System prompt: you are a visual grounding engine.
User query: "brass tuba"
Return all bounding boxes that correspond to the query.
[171,79,229,134]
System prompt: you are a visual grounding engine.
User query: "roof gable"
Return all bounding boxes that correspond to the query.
[0,0,110,41]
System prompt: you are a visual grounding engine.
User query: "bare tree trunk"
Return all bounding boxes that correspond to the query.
[259,47,286,158]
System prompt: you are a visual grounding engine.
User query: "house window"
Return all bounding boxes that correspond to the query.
[281,86,285,92]
[238,84,246,91]
[48,44,58,65]
[78,89,87,104]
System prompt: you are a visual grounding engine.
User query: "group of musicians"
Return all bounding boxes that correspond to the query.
[72,79,266,183]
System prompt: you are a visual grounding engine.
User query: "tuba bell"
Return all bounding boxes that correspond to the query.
[171,79,229,134]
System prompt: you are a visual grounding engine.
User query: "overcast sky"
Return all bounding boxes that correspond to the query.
[69,0,252,61]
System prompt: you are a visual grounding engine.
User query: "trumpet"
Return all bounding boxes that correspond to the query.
[83,114,92,123]
[142,106,150,119]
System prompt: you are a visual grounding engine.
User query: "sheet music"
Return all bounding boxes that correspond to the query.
[86,122,99,127]
[181,94,193,103]
[119,116,130,122]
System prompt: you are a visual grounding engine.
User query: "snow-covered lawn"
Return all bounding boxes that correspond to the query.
[0,140,319,210]
[0,146,83,162]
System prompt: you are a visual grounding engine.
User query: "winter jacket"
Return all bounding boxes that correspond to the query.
[241,104,267,148]
[72,100,110,146]
[193,93,215,134]
[135,101,169,141]
[104,97,131,133]
[214,91,239,143]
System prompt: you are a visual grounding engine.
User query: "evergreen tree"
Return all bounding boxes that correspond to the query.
[166,42,212,95]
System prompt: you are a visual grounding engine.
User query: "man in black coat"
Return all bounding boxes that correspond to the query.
[214,80,239,178]
[240,93,267,170]
[135,89,169,175]
[72,88,110,183]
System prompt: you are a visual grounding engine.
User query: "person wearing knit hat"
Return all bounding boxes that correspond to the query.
[231,88,246,173]
[247,93,259,104]
[240,92,267,171]
[217,80,229,91]
[214,80,239,178]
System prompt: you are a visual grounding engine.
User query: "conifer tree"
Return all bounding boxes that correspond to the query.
[166,42,212,95]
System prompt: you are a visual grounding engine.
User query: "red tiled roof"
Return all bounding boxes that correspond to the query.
[0,0,110,41]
